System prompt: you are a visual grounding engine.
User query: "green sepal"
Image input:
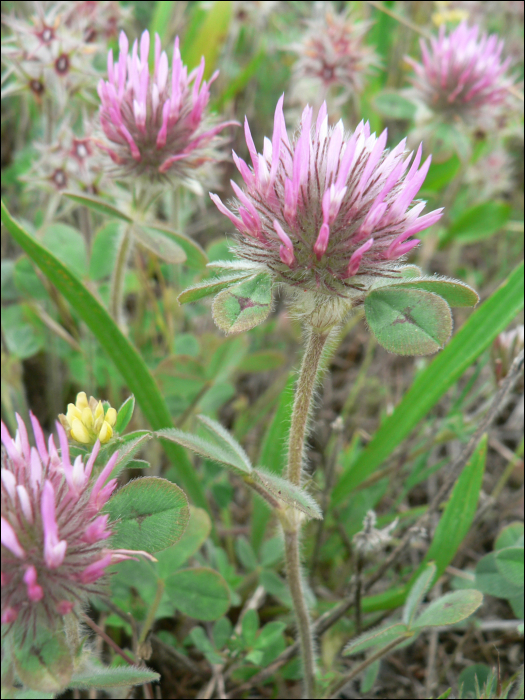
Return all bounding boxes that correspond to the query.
[364,287,453,355]
[212,272,273,334]
[114,395,135,434]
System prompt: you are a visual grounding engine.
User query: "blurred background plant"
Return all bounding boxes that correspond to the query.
[1,1,523,698]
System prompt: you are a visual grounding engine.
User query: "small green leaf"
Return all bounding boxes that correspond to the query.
[495,522,524,550]
[132,224,186,263]
[212,273,273,334]
[475,552,524,599]
[251,468,323,520]
[69,665,160,689]
[145,222,207,268]
[62,191,132,222]
[254,621,287,650]
[443,201,512,245]
[494,547,524,589]
[114,395,135,434]
[413,590,483,629]
[188,627,224,664]
[104,476,189,553]
[213,617,233,650]
[156,506,211,576]
[388,276,479,307]
[403,563,437,627]
[235,537,258,571]
[365,287,452,355]
[178,272,255,304]
[241,609,260,646]
[197,414,252,473]
[344,623,410,656]
[157,426,252,474]
[165,567,230,620]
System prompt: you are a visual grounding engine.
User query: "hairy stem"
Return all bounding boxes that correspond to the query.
[109,224,134,326]
[284,529,316,699]
[282,327,330,698]
[287,328,330,486]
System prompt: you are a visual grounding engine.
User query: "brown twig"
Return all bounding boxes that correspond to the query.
[82,613,136,665]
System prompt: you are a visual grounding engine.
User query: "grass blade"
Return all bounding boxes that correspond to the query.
[1,200,207,509]
[332,263,524,504]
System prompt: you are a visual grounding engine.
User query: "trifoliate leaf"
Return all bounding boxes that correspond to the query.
[212,273,273,334]
[365,287,453,355]
[157,427,252,474]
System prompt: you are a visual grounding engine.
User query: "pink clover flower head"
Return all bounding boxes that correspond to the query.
[96,30,237,181]
[211,97,442,301]
[289,6,379,102]
[407,22,514,123]
[1,413,120,637]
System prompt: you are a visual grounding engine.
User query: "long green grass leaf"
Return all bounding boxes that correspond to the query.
[332,263,524,505]
[1,200,207,509]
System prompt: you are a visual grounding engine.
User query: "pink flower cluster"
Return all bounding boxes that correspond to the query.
[212,97,442,297]
[407,22,513,123]
[97,30,236,180]
[1,414,140,637]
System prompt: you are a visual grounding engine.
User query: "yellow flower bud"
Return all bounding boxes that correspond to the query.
[98,422,113,444]
[70,417,91,444]
[81,407,94,430]
[76,392,89,410]
[105,407,117,427]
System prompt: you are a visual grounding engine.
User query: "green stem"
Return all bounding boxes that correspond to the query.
[282,327,330,699]
[138,579,165,646]
[286,329,330,486]
[110,223,134,326]
[284,529,316,699]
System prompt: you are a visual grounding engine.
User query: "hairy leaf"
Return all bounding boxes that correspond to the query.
[157,427,252,474]
[413,590,483,628]
[104,477,189,552]
[365,287,452,355]
[178,272,255,304]
[212,273,273,334]
[251,468,322,520]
